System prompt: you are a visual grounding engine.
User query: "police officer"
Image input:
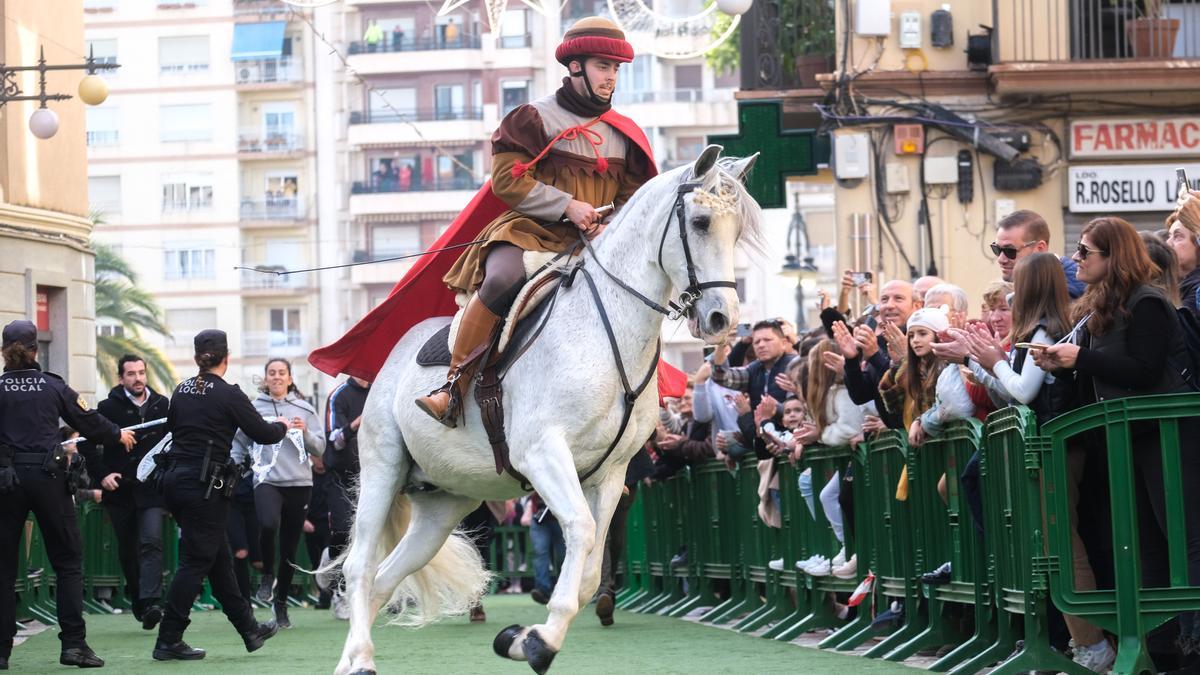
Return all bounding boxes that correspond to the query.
[153,329,289,661]
[0,319,135,670]
[78,354,170,630]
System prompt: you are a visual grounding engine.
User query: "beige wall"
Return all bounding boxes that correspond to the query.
[0,1,98,397]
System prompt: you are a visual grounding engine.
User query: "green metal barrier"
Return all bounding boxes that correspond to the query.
[1040,393,1200,675]
[699,457,763,624]
[616,487,650,607]
[79,501,123,613]
[488,524,532,593]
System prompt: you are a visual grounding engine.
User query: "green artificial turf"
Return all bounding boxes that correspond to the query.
[13,594,919,673]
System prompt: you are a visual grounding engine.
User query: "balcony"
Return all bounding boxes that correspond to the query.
[610,89,738,128]
[240,197,307,222]
[86,130,120,148]
[992,0,1200,94]
[736,0,835,91]
[240,268,310,293]
[235,57,302,85]
[243,331,307,358]
[346,35,483,74]
[349,177,480,216]
[348,108,487,146]
[233,0,291,19]
[238,128,304,156]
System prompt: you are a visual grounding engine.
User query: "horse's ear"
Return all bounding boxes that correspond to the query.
[728,153,759,183]
[692,144,722,178]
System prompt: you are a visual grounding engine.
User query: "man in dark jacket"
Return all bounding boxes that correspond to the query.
[712,320,798,459]
[80,354,170,629]
[324,375,370,618]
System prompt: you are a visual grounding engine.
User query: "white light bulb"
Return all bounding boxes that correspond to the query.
[29,108,59,139]
[716,0,753,16]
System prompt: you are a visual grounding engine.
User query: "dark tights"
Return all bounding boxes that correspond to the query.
[477,243,527,315]
[255,484,312,605]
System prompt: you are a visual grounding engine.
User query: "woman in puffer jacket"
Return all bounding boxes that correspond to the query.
[231,358,325,629]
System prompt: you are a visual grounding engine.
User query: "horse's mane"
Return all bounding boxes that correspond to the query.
[604,157,766,257]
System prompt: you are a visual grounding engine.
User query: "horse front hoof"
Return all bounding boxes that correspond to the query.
[523,630,557,674]
[493,623,524,659]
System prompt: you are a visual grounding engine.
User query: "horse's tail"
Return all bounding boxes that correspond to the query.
[319,488,491,627]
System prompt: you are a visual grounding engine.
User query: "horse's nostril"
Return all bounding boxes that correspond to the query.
[708,312,728,333]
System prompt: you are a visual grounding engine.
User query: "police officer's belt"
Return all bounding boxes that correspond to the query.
[14,451,52,465]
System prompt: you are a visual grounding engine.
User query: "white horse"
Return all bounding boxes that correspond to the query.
[332,145,762,675]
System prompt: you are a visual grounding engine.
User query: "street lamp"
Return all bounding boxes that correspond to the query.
[0,46,120,140]
[779,192,818,330]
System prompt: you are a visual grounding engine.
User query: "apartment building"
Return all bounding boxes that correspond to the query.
[85,0,324,397]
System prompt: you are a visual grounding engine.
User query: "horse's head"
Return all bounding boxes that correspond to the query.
[656,144,762,344]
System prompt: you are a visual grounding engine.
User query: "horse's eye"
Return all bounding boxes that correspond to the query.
[692,215,711,231]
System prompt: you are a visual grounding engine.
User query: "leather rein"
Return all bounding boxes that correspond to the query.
[500,176,737,487]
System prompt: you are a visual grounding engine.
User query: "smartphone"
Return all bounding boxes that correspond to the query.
[851,271,873,286]
[1014,342,1048,351]
[735,322,751,338]
[702,345,715,358]
[1178,168,1191,203]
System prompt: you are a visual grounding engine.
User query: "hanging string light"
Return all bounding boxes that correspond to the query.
[606,0,750,60]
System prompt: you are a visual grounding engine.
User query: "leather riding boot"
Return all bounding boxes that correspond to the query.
[415,297,502,428]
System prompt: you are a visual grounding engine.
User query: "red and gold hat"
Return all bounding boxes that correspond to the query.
[555,17,635,66]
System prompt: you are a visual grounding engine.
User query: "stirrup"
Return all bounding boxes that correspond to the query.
[416,380,462,429]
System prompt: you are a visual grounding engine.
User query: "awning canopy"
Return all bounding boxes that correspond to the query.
[231,22,286,61]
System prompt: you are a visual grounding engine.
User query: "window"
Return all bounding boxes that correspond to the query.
[499,9,529,48]
[371,225,421,256]
[163,247,215,280]
[676,135,705,163]
[162,173,214,211]
[86,107,120,146]
[88,175,122,215]
[269,308,302,347]
[87,39,118,68]
[368,87,416,121]
[159,35,210,74]
[674,64,702,101]
[434,84,464,120]
[97,324,125,338]
[160,104,212,142]
[500,80,529,115]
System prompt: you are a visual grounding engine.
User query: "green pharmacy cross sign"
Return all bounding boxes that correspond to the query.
[707,100,817,209]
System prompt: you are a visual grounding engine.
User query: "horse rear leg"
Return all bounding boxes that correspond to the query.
[335,432,406,675]
[494,434,595,673]
[370,491,483,619]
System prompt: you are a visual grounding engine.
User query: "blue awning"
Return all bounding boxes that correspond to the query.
[231,22,286,61]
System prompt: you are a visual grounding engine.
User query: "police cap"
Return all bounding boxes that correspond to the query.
[2,319,38,349]
[193,329,228,353]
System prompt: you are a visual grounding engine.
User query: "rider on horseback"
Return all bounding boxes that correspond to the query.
[415,17,654,427]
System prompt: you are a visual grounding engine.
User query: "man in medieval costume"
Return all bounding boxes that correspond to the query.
[308,18,688,425]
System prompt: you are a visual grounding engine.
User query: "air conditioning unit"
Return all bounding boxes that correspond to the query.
[238,64,258,82]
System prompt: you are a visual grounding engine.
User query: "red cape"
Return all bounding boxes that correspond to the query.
[310,109,686,390]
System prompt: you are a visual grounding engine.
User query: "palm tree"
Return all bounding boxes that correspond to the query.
[92,241,178,393]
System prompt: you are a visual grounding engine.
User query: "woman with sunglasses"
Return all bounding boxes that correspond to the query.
[1036,216,1200,660]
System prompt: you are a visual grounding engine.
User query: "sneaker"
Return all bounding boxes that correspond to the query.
[152,640,206,661]
[241,621,279,653]
[805,557,832,577]
[331,591,350,621]
[255,574,274,603]
[59,645,104,668]
[922,561,952,585]
[273,603,291,629]
[831,547,847,568]
[141,604,163,631]
[870,601,904,631]
[1072,639,1116,673]
[794,554,823,571]
[767,558,785,572]
[832,555,858,579]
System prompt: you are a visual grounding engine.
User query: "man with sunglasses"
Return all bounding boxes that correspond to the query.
[992,210,1085,299]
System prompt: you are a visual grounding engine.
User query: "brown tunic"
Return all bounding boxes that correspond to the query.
[442,93,648,295]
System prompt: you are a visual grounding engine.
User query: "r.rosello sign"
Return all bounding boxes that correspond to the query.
[1068,163,1200,213]
[1071,118,1200,159]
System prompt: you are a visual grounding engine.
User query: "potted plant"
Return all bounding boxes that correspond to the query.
[1126,0,1181,58]
[785,0,835,88]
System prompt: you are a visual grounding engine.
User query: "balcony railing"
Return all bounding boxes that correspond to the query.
[347,35,482,55]
[349,107,484,124]
[498,33,532,49]
[238,128,303,153]
[239,268,308,290]
[611,88,736,105]
[998,0,1200,62]
[235,57,302,84]
[160,63,210,75]
[234,0,289,15]
[243,330,306,357]
[240,197,305,220]
[350,176,479,195]
[87,130,120,147]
